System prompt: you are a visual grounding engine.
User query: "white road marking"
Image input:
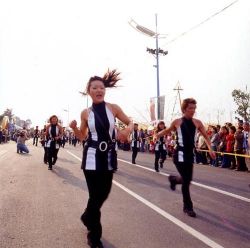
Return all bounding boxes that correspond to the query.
[67,150,82,161]
[67,150,224,248]
[113,180,224,248]
[118,158,250,203]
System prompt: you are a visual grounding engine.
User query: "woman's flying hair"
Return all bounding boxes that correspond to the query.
[82,69,121,95]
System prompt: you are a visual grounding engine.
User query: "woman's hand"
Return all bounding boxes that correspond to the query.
[69,120,77,130]
[117,128,130,142]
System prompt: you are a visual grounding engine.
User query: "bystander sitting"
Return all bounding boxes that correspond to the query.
[17,131,29,154]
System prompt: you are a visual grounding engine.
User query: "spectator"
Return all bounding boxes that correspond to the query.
[210,126,220,166]
[221,126,236,168]
[0,127,3,144]
[17,131,29,154]
[234,126,248,171]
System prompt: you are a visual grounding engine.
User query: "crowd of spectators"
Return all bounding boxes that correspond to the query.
[118,119,249,172]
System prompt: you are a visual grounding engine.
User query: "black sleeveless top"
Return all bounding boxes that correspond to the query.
[82,101,117,171]
[173,117,197,164]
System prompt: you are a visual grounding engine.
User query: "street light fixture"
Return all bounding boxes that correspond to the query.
[63,105,69,127]
[129,14,168,120]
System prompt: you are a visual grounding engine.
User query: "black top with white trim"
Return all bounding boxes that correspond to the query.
[81,101,117,171]
[173,117,197,164]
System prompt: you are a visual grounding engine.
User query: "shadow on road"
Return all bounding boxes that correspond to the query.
[57,157,78,164]
[196,207,250,240]
[102,238,118,248]
[116,170,168,190]
[53,166,88,191]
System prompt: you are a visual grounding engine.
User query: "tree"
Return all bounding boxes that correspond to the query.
[232,88,250,122]
[0,108,13,125]
[2,108,14,119]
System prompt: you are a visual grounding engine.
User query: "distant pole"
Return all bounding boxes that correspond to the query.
[155,14,160,120]
[174,81,183,110]
[129,16,168,121]
[67,105,69,127]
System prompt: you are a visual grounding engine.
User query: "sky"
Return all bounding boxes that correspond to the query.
[0,0,250,128]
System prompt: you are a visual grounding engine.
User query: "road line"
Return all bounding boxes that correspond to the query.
[66,151,224,248]
[118,158,250,203]
[66,150,82,161]
[113,180,224,248]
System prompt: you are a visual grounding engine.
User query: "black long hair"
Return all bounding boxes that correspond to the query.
[156,121,166,133]
[84,69,121,94]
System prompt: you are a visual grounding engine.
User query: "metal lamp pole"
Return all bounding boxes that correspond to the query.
[155,14,160,120]
[129,15,168,120]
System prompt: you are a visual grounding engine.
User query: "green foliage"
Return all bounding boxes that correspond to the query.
[232,88,250,121]
[0,108,13,119]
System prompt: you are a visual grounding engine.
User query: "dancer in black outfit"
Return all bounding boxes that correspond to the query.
[131,123,140,164]
[154,121,167,172]
[33,126,39,146]
[70,69,133,248]
[157,98,215,217]
[46,115,63,170]
[40,125,48,164]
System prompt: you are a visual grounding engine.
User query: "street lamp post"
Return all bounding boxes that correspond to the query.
[155,14,160,120]
[129,14,168,120]
[63,105,69,127]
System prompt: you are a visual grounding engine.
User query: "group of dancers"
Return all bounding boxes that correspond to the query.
[69,69,215,248]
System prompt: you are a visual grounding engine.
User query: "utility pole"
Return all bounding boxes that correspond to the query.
[171,82,183,120]
[129,15,168,120]
[146,14,168,120]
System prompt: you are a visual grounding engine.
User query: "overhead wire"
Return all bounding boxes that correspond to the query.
[162,0,240,48]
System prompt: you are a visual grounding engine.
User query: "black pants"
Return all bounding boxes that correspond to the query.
[235,150,248,171]
[43,147,48,163]
[174,162,194,210]
[154,149,167,170]
[83,170,113,243]
[33,136,39,146]
[132,147,139,163]
[47,146,59,167]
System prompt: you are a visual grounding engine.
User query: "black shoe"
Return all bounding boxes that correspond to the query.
[155,169,159,172]
[88,239,104,248]
[48,167,52,170]
[168,175,176,191]
[132,161,136,164]
[183,208,196,218]
[87,239,104,248]
[87,233,104,248]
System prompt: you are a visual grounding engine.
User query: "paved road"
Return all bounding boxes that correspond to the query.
[0,141,249,248]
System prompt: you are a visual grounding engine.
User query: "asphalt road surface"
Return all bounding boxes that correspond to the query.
[1,141,250,248]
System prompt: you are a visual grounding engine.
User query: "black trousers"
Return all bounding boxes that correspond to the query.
[43,147,48,163]
[174,162,194,210]
[83,170,113,243]
[235,150,248,171]
[47,146,59,167]
[33,136,39,146]
[132,147,139,163]
[154,149,167,170]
